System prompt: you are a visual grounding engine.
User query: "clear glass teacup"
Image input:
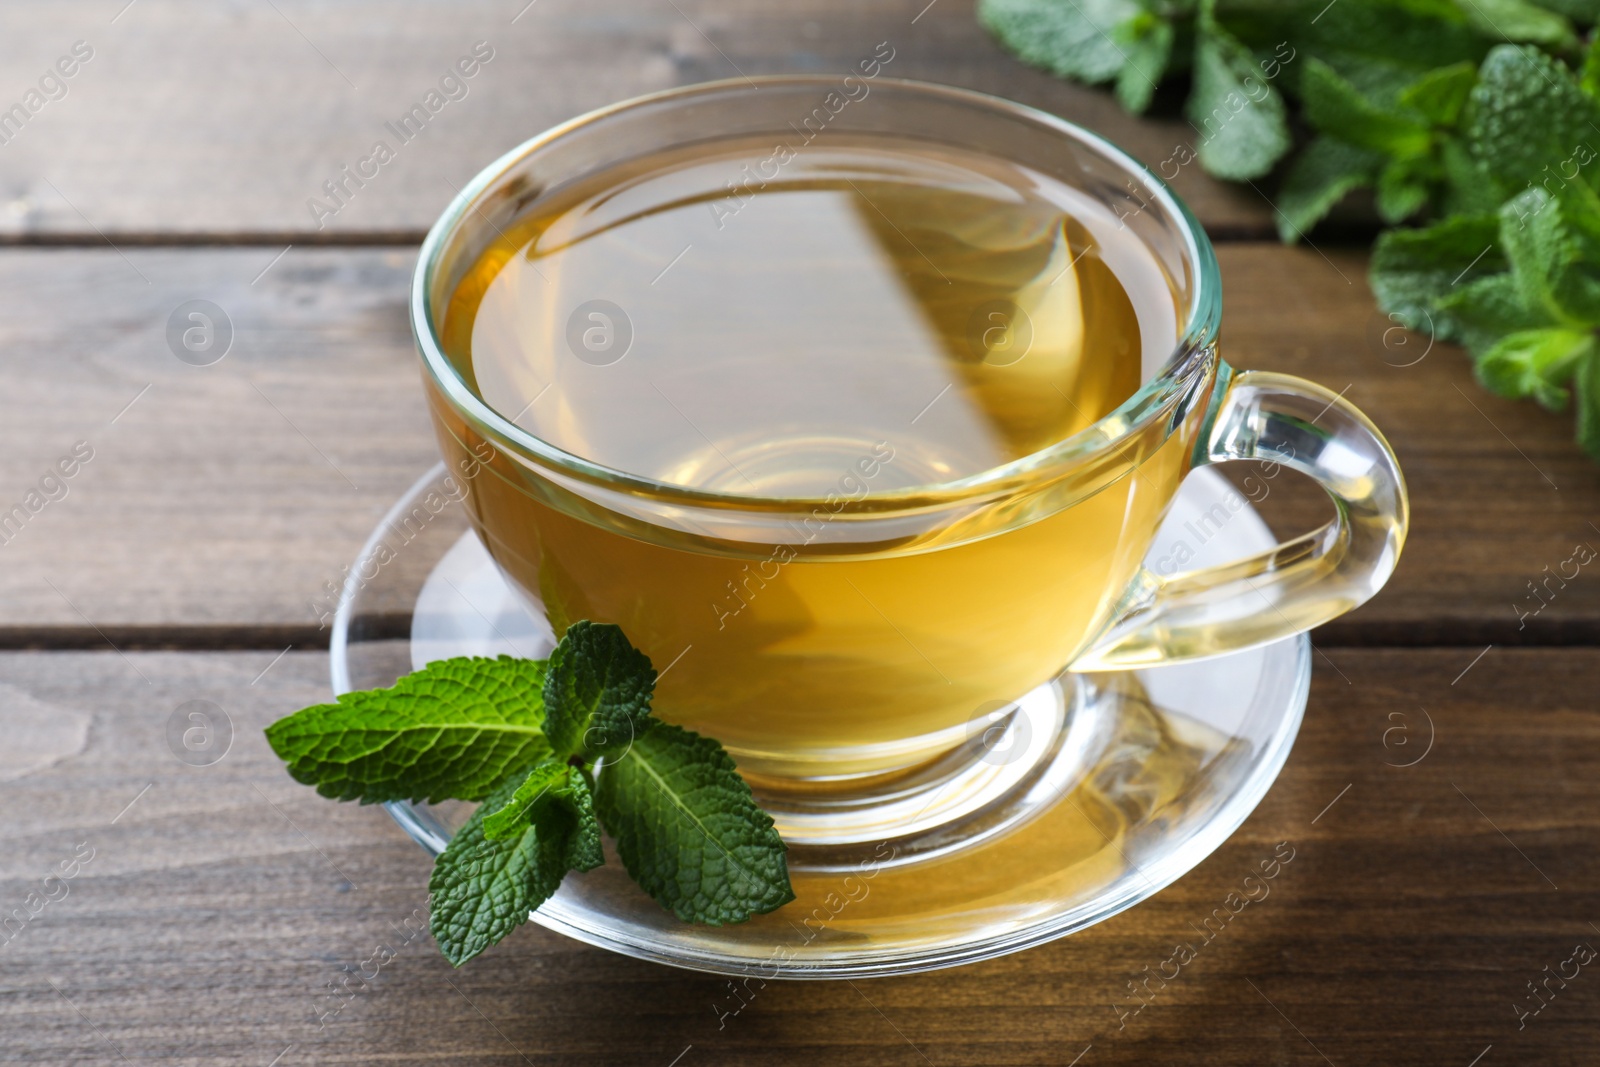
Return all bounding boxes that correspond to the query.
[412,77,1407,844]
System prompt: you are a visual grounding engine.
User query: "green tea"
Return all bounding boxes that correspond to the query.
[430,134,1188,781]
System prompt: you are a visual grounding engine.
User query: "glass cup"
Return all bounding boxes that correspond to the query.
[411,77,1407,844]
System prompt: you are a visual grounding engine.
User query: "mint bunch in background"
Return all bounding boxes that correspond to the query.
[265,621,794,965]
[980,0,1600,458]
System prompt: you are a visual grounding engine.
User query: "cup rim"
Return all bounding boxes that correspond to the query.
[412,75,1222,510]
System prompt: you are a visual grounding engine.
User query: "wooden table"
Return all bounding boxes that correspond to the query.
[5,2,1598,1064]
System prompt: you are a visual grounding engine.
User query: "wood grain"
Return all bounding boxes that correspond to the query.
[2,648,1595,1065]
[4,1,1593,1062]
[0,0,1273,241]
[2,245,1597,644]
[0,248,436,639]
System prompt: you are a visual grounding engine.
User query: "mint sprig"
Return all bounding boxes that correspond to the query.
[980,0,1600,460]
[265,620,794,966]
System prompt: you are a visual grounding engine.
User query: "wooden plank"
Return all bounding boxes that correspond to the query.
[0,0,1270,240]
[2,244,1597,642]
[0,248,437,639]
[1,647,1596,1065]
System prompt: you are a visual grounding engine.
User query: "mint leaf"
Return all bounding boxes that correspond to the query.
[428,766,572,966]
[1396,61,1477,126]
[542,620,657,761]
[1436,272,1558,353]
[1276,137,1383,241]
[481,760,566,840]
[1376,157,1434,223]
[1438,137,1504,216]
[1370,212,1505,336]
[1114,10,1175,113]
[1476,327,1594,407]
[481,761,605,874]
[264,656,549,804]
[1500,183,1600,325]
[1582,30,1600,98]
[595,723,793,925]
[1287,0,1484,75]
[1530,0,1600,20]
[1466,45,1600,195]
[977,0,1167,107]
[1456,0,1575,48]
[1577,345,1600,459]
[1188,16,1291,180]
[1302,57,1432,157]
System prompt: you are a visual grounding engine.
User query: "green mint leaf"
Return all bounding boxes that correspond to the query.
[1500,182,1600,325]
[1582,30,1600,99]
[1276,137,1383,241]
[1576,345,1600,459]
[1187,18,1291,180]
[1322,51,1453,109]
[1114,11,1176,113]
[1396,61,1477,126]
[481,761,604,874]
[1436,272,1559,353]
[1376,157,1434,224]
[264,656,549,804]
[1475,327,1594,408]
[1287,0,1483,75]
[1455,0,1575,48]
[1370,212,1505,337]
[1531,0,1600,21]
[1438,137,1505,217]
[1454,0,1574,43]
[428,765,567,966]
[541,620,657,761]
[595,723,794,925]
[481,760,567,840]
[1215,0,1472,74]
[1301,57,1432,157]
[1465,45,1600,195]
[977,0,1165,106]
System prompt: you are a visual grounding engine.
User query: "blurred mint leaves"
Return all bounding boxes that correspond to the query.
[266,621,793,966]
[980,0,1600,459]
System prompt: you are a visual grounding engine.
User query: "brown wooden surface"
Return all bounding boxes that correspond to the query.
[2,245,1596,644]
[0,0,1270,240]
[4,649,1598,1066]
[4,1,1599,1064]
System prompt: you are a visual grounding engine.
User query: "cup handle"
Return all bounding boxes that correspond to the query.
[1071,366,1409,671]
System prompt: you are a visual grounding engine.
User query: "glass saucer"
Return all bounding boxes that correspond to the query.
[330,464,1309,979]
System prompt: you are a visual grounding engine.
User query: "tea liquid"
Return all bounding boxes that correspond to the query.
[433,135,1190,779]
